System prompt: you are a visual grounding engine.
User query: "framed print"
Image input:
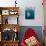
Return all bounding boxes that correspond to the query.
[2,10,9,15]
[25,8,35,19]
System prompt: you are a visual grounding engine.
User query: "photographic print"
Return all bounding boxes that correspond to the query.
[25,8,35,19]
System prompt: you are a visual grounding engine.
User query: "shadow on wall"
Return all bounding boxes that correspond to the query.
[18,26,43,44]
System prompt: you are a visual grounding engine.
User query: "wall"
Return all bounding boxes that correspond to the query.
[0,0,44,26]
[18,0,44,26]
[0,0,15,7]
